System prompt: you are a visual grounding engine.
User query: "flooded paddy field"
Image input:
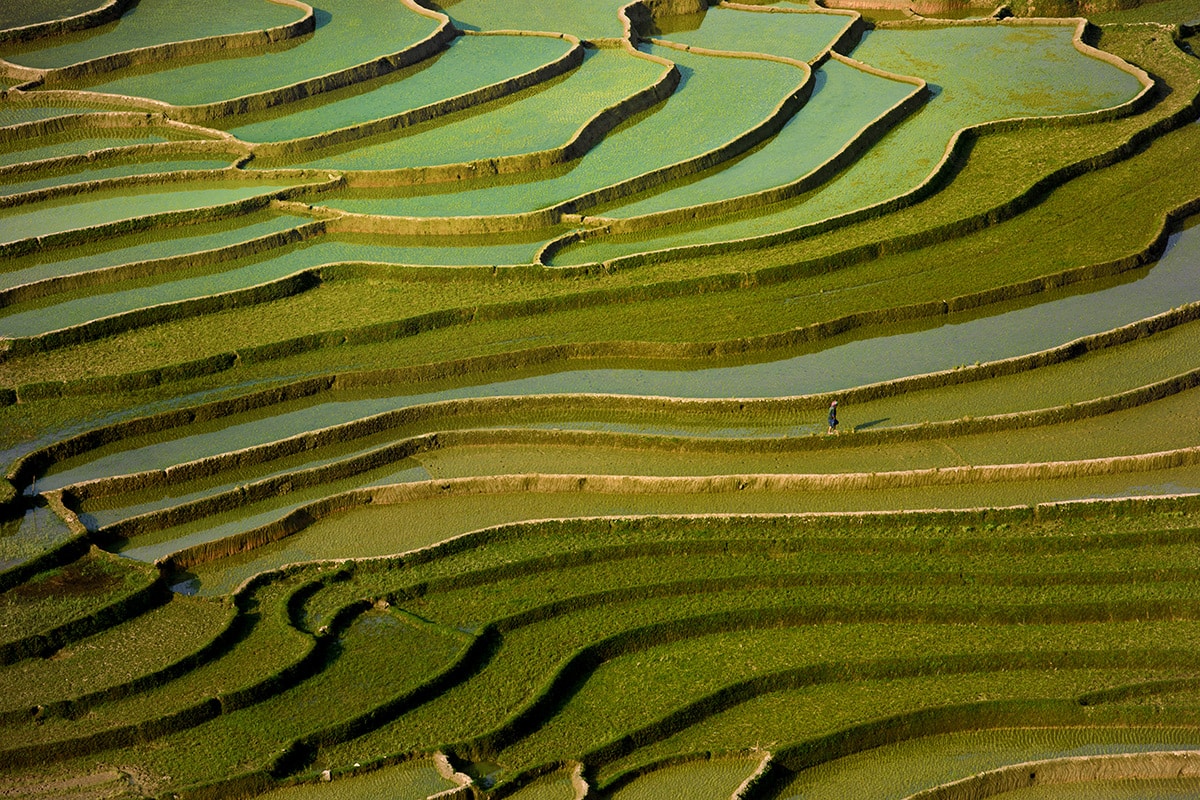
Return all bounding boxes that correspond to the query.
[1,0,1200,797]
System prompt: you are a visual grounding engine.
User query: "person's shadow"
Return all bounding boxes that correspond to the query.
[853,418,890,432]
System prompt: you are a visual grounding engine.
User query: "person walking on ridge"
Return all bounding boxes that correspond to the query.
[827,400,839,435]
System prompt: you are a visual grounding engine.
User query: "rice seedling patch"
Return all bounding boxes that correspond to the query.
[104,607,470,788]
[998,777,1200,799]
[604,755,762,800]
[0,549,157,650]
[251,756,457,799]
[0,505,77,572]
[0,0,109,32]
[0,593,233,715]
[775,725,1200,800]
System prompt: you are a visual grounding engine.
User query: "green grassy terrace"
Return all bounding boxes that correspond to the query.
[0,0,1199,797]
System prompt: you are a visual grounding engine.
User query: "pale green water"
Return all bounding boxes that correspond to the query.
[658,5,850,62]
[0,181,295,246]
[0,0,107,31]
[227,32,573,144]
[777,728,1200,800]
[0,209,303,290]
[599,56,917,219]
[248,758,455,799]
[0,132,173,167]
[0,104,106,126]
[316,44,805,215]
[552,23,1145,264]
[0,158,237,197]
[0,0,304,69]
[116,459,428,564]
[293,46,665,171]
[445,0,634,40]
[80,0,441,106]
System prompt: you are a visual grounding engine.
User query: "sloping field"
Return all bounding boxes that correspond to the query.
[1,0,1199,797]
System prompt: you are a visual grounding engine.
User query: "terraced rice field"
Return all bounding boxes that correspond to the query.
[1,0,1199,797]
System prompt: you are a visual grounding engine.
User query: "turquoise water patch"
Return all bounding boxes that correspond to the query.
[292,46,663,171]
[0,0,305,70]
[0,159,237,197]
[228,33,573,144]
[0,0,107,31]
[0,132,174,167]
[0,105,107,126]
[659,5,851,62]
[445,0,633,40]
[317,44,806,215]
[551,22,1146,264]
[0,209,304,290]
[598,56,917,219]
[0,181,295,245]
[79,0,442,107]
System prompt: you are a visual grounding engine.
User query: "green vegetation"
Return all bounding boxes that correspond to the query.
[1,0,1199,797]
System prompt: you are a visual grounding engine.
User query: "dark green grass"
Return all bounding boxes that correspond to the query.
[0,549,157,651]
[40,607,472,792]
[0,592,234,716]
[0,574,311,754]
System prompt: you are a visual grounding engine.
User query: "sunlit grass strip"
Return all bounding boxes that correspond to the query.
[0,594,235,724]
[903,751,1200,800]
[149,451,1200,572]
[0,573,317,767]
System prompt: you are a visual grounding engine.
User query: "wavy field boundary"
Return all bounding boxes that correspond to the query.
[1,1,1199,798]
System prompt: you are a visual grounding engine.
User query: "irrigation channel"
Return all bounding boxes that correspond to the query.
[3,0,1200,797]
